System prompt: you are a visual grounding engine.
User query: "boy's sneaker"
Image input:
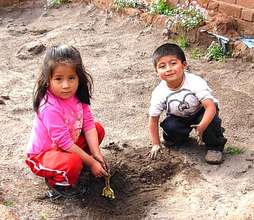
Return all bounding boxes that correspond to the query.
[205,150,223,164]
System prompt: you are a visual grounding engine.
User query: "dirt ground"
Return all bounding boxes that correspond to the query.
[0,1,254,219]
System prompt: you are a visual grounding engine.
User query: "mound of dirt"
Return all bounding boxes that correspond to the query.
[72,145,191,219]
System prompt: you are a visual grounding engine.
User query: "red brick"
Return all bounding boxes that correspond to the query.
[123,8,142,16]
[218,2,242,18]
[208,0,219,10]
[152,15,168,27]
[220,0,236,4]
[241,9,254,22]
[237,0,254,9]
[167,0,179,6]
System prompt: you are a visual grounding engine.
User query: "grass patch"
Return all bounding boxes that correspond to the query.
[176,34,189,49]
[225,145,245,155]
[190,48,203,59]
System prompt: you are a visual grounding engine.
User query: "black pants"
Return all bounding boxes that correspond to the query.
[160,108,227,151]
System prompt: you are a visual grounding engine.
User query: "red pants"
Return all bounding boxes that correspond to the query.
[25,122,105,187]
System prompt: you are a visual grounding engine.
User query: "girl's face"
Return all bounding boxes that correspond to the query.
[156,55,186,89]
[49,63,79,100]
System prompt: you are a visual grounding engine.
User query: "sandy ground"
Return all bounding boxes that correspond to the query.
[0,1,254,219]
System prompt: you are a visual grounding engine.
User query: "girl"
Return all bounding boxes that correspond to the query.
[26,44,108,198]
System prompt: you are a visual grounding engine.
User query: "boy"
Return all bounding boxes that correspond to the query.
[148,43,227,164]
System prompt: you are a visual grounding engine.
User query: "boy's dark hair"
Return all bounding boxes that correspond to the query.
[33,44,93,112]
[152,43,186,68]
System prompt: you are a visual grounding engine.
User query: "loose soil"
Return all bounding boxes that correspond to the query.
[0,1,254,220]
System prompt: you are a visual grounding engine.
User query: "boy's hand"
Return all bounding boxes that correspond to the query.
[93,153,110,173]
[190,124,204,145]
[90,159,108,178]
[149,144,161,159]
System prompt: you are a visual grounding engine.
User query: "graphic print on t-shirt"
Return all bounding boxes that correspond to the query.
[166,89,201,117]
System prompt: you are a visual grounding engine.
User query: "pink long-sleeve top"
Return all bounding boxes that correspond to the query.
[26,91,95,155]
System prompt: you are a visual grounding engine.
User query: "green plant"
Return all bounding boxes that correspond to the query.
[172,1,207,31]
[190,48,203,59]
[48,0,70,7]
[39,212,49,220]
[206,42,225,61]
[176,34,188,49]
[150,0,175,16]
[114,0,147,10]
[225,145,245,155]
[3,200,14,207]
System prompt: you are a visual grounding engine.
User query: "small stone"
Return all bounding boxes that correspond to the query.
[1,95,10,100]
[0,100,5,105]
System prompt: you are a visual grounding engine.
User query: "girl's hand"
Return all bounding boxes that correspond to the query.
[90,159,108,178]
[93,153,110,173]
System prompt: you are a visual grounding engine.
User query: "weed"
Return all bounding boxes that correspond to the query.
[3,200,14,207]
[206,41,225,61]
[225,145,245,155]
[176,34,188,49]
[190,48,203,59]
[39,212,49,220]
[47,0,70,8]
[150,0,175,16]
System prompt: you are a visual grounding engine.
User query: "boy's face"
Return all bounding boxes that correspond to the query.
[156,55,186,89]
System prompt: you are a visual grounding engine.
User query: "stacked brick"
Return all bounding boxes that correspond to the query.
[208,0,254,22]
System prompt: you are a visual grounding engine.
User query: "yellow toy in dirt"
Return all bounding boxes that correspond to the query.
[102,175,115,199]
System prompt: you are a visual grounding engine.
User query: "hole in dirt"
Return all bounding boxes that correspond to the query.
[73,145,189,219]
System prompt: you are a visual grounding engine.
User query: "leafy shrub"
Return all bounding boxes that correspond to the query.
[150,0,174,16]
[206,41,225,61]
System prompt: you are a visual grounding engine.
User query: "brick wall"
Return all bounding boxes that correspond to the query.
[208,0,254,22]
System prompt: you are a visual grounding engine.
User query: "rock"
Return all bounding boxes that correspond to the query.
[231,41,248,58]
[232,41,254,61]
[16,42,46,60]
[0,99,6,105]
[1,95,10,100]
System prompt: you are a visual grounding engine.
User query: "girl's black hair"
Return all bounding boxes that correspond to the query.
[152,43,186,68]
[33,44,93,112]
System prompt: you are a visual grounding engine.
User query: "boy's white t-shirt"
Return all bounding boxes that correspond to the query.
[149,72,218,117]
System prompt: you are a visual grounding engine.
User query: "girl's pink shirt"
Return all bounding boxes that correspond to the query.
[26,91,95,155]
